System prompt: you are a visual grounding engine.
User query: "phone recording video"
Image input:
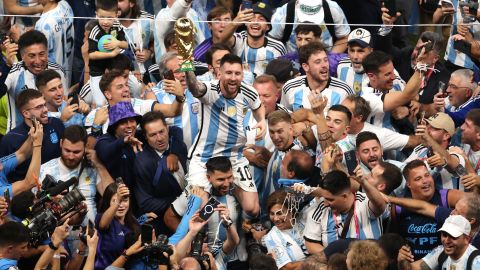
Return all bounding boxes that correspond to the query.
[68,91,79,106]
[199,197,220,221]
[141,224,153,246]
[344,150,358,176]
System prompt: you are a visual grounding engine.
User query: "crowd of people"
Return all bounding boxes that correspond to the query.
[1,0,480,269]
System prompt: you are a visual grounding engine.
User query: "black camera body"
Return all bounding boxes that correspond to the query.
[142,234,173,266]
[189,229,211,270]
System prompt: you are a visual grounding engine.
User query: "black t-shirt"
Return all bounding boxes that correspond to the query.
[88,22,127,76]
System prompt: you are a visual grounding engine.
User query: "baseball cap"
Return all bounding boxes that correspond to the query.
[297,0,324,25]
[252,2,272,22]
[265,58,298,84]
[347,28,371,48]
[438,215,471,238]
[425,112,455,136]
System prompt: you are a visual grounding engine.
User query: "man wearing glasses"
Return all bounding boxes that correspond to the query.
[0,89,64,182]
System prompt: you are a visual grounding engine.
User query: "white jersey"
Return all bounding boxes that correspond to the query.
[5,61,66,132]
[303,192,389,246]
[362,91,396,130]
[263,226,307,269]
[79,74,143,106]
[197,70,255,86]
[122,11,154,74]
[188,80,261,163]
[269,0,350,53]
[151,82,200,149]
[281,76,354,112]
[346,122,409,152]
[38,157,100,225]
[35,1,74,86]
[462,144,480,176]
[231,31,287,76]
[423,245,480,270]
[336,57,405,95]
[84,98,156,134]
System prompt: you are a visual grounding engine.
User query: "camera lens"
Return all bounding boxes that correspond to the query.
[58,188,85,211]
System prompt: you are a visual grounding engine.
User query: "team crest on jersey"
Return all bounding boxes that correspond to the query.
[111,30,117,39]
[272,160,279,173]
[320,24,327,32]
[353,81,362,93]
[85,176,91,184]
[50,132,59,144]
[243,106,248,116]
[227,106,236,117]
[191,102,199,114]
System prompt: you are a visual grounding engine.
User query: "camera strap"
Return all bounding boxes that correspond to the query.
[73,159,87,189]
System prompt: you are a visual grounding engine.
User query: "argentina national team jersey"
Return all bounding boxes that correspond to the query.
[336,57,405,95]
[5,61,66,132]
[151,82,200,149]
[122,11,154,73]
[422,245,480,270]
[280,76,354,112]
[263,226,307,269]
[303,192,389,246]
[188,80,261,163]
[35,0,74,86]
[445,0,480,70]
[231,31,287,76]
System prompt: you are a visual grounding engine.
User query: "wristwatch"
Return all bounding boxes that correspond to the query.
[176,95,186,103]
[49,242,59,250]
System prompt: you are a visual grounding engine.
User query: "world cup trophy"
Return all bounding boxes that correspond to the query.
[175,17,195,71]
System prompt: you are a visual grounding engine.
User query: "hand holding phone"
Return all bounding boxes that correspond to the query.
[383,0,397,17]
[344,150,358,176]
[68,92,79,106]
[241,0,253,10]
[199,197,220,221]
[31,116,37,131]
[141,224,153,245]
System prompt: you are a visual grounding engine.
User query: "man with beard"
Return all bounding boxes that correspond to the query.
[185,53,266,219]
[38,125,113,224]
[281,42,353,113]
[36,70,90,127]
[0,89,64,181]
[4,30,67,132]
[218,2,286,76]
[117,0,154,74]
[391,160,463,260]
[134,111,187,235]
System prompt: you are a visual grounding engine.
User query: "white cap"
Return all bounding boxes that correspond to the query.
[297,0,324,25]
[347,28,371,48]
[438,215,471,238]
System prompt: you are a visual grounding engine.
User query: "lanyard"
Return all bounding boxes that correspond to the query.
[333,194,360,239]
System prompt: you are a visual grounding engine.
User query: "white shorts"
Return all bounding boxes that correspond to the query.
[187,158,257,192]
[89,75,107,107]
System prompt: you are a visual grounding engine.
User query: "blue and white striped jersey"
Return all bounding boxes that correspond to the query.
[151,82,200,149]
[47,101,86,127]
[122,11,154,73]
[231,31,287,76]
[444,0,480,70]
[423,244,480,270]
[39,157,100,225]
[280,76,354,112]
[303,192,389,246]
[188,80,261,163]
[197,70,255,86]
[35,0,74,86]
[269,0,350,53]
[4,61,66,132]
[362,92,395,130]
[263,226,307,269]
[153,0,207,64]
[336,57,405,95]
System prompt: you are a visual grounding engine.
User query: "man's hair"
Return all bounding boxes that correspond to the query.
[329,104,352,124]
[220,53,242,67]
[96,0,118,11]
[378,233,408,268]
[158,52,178,80]
[107,54,133,72]
[99,69,125,93]
[419,31,444,55]
[0,221,30,247]
[164,30,176,51]
[286,150,314,180]
[140,111,167,132]
[348,241,388,270]
[452,69,476,91]
[18,30,47,55]
[294,22,322,38]
[402,159,428,181]
[35,69,61,89]
[378,161,403,194]
[248,253,278,270]
[254,74,279,87]
[206,157,232,174]
[299,41,327,65]
[16,89,43,111]
[321,170,351,195]
[345,95,371,122]
[302,254,328,270]
[327,254,348,270]
[62,125,87,144]
[464,194,480,224]
[205,43,232,66]
[362,50,392,74]
[266,190,287,212]
[466,109,480,129]
[207,6,233,22]
[356,131,381,150]
[125,0,141,18]
[267,110,291,126]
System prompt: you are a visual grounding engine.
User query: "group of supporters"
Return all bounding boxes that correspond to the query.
[1,0,480,269]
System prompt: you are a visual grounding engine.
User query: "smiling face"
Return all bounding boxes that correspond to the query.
[165,57,186,89]
[104,76,130,104]
[219,62,243,98]
[348,44,372,73]
[367,61,396,91]
[39,78,64,110]
[247,13,269,38]
[207,169,234,195]
[21,43,48,75]
[440,232,469,260]
[302,50,330,83]
[114,118,137,138]
[357,139,383,169]
[269,203,292,230]
[406,165,435,201]
[326,110,350,141]
[446,75,473,108]
[111,193,130,218]
[269,120,294,151]
[22,97,49,125]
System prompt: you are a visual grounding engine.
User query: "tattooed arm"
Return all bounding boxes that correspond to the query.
[186,71,207,98]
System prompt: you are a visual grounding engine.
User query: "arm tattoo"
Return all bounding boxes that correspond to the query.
[419,261,431,270]
[186,71,207,98]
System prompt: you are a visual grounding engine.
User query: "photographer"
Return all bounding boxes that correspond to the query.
[33,219,71,270]
[95,183,139,270]
[38,125,114,225]
[0,221,29,269]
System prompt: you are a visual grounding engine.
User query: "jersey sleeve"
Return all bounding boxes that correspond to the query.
[363,93,384,116]
[171,189,189,216]
[378,127,409,151]
[269,5,287,40]
[303,203,324,244]
[231,32,246,57]
[330,0,351,38]
[199,81,219,105]
[421,245,443,269]
[264,233,293,268]
[280,87,293,111]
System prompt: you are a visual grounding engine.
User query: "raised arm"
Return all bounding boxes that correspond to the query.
[354,165,386,217]
[386,195,437,218]
[185,71,207,98]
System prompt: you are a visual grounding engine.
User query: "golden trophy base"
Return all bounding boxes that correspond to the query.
[179,60,195,72]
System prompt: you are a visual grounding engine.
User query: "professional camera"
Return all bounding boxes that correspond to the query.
[190,228,211,270]
[22,175,85,247]
[459,0,479,23]
[142,234,173,266]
